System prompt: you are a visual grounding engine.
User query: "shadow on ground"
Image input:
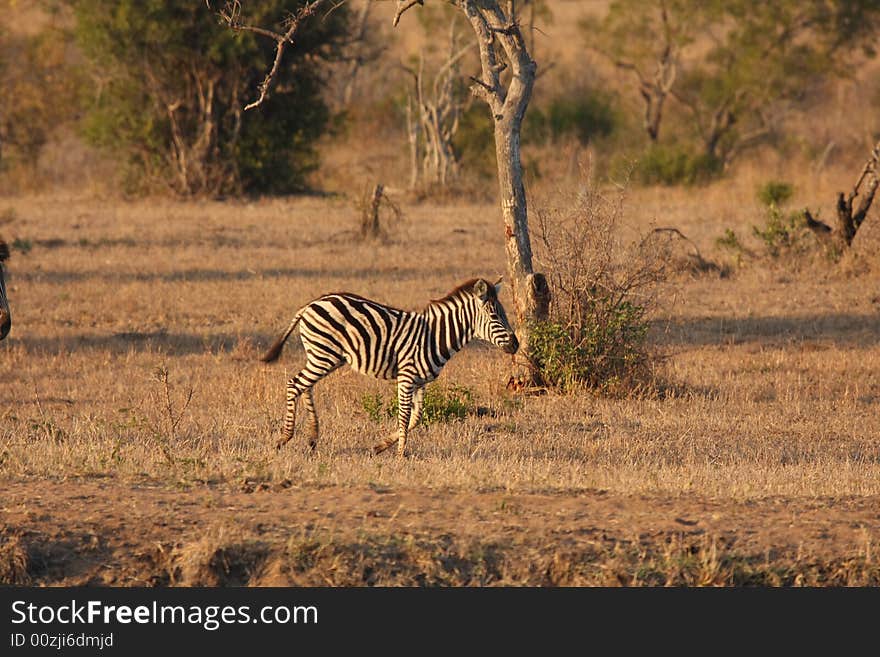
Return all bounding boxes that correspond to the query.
[13,265,465,285]
[654,313,880,348]
[10,331,275,357]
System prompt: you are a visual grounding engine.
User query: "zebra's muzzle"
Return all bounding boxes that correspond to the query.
[0,309,9,341]
[503,334,519,354]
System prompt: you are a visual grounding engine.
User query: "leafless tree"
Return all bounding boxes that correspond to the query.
[143,63,239,195]
[588,0,680,142]
[334,0,385,108]
[401,18,475,189]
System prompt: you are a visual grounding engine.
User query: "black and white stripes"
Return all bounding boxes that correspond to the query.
[261,278,518,457]
[0,239,10,341]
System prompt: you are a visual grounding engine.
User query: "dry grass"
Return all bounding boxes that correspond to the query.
[1,177,879,502]
[160,528,880,587]
[0,533,31,585]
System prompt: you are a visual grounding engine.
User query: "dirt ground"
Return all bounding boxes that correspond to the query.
[2,478,878,586]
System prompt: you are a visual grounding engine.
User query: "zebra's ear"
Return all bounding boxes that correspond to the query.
[473,279,490,301]
[494,276,503,295]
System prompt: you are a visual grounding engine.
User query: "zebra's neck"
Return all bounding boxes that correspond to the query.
[421,294,476,363]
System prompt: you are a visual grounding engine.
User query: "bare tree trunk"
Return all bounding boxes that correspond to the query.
[405,97,421,190]
[460,0,549,379]
[361,183,384,239]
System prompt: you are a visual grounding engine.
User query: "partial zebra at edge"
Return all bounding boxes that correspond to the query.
[262,278,518,458]
[0,238,10,341]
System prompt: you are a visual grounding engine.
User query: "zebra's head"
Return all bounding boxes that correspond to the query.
[471,278,518,355]
[0,240,9,341]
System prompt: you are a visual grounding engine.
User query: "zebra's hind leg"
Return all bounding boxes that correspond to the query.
[408,386,426,431]
[277,376,302,450]
[277,358,339,451]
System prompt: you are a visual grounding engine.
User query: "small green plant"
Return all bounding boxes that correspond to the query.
[11,238,32,255]
[360,384,475,426]
[715,228,751,265]
[756,180,794,207]
[361,393,385,424]
[716,228,744,253]
[752,204,807,258]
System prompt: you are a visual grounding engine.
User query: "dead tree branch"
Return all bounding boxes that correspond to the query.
[215,0,330,110]
[836,140,880,246]
[393,0,423,27]
[802,139,880,249]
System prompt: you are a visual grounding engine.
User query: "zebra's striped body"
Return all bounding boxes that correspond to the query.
[262,278,518,457]
[0,239,10,341]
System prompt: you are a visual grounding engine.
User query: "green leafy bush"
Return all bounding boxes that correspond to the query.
[361,384,474,426]
[532,184,668,395]
[530,300,650,393]
[752,205,807,257]
[75,0,348,196]
[453,104,495,181]
[635,143,722,186]
[525,91,618,146]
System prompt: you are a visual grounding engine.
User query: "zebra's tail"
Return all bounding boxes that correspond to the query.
[261,308,306,363]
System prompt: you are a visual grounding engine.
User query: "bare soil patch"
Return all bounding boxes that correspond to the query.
[2,479,877,586]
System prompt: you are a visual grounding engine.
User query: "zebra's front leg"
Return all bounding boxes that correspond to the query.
[394,376,416,458]
[373,377,418,457]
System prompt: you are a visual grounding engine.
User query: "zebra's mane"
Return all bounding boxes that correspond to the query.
[430,278,494,304]
[0,240,8,262]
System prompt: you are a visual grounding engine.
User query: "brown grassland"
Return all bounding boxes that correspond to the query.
[1,165,880,586]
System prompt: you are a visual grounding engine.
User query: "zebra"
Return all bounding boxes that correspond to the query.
[0,239,10,340]
[261,277,518,457]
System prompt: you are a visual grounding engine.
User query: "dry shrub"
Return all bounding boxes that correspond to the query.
[356,183,404,241]
[643,227,727,278]
[531,182,670,394]
[169,526,269,586]
[0,532,31,585]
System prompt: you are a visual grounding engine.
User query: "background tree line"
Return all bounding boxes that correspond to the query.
[0,0,878,197]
